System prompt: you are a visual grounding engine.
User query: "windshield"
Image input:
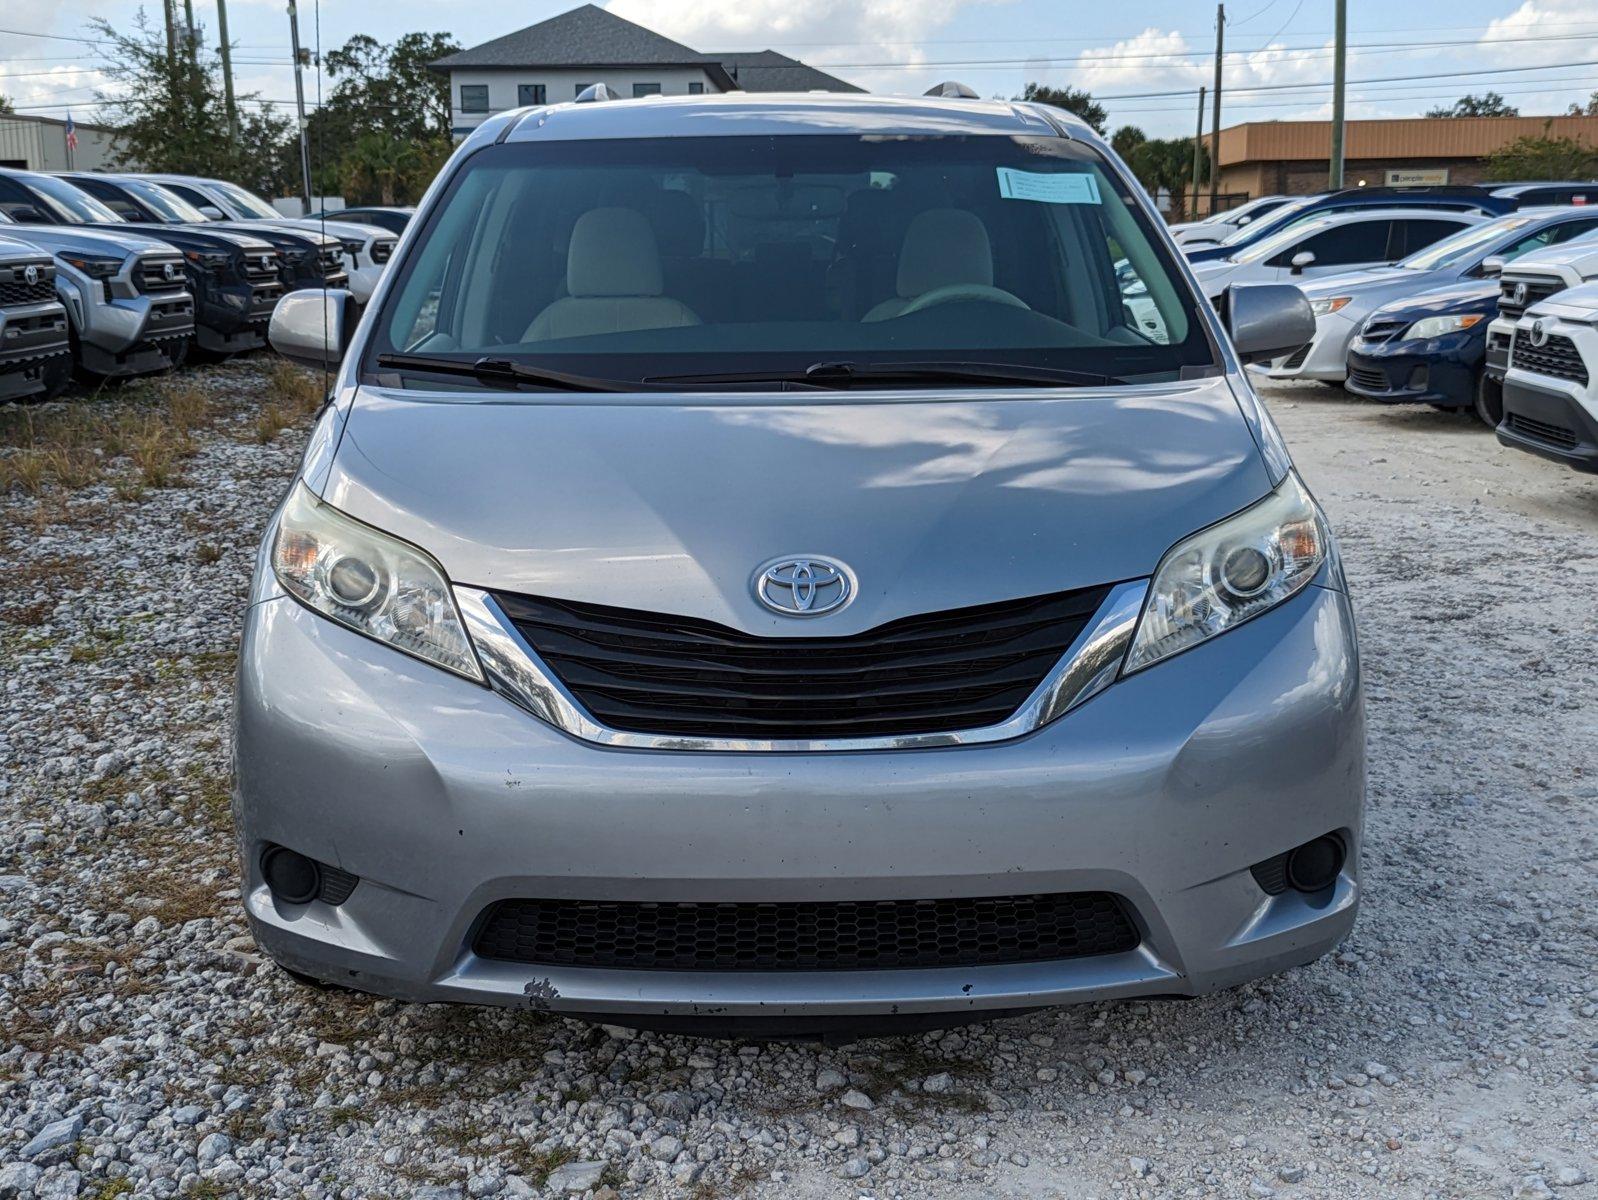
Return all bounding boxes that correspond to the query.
[128,179,210,223]
[1221,197,1312,246]
[24,174,122,223]
[211,181,280,219]
[1401,216,1531,271]
[369,134,1214,388]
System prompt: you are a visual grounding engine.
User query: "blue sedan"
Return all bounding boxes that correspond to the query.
[1343,280,1503,425]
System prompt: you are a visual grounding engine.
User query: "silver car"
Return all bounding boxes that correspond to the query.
[237,91,1362,1036]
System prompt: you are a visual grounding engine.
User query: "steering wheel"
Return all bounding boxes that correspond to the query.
[898,283,1031,316]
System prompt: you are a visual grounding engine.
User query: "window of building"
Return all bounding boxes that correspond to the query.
[459,84,489,114]
[518,83,546,107]
[633,83,662,97]
[688,82,704,95]
[575,83,593,97]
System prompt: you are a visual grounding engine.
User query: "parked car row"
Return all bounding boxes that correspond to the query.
[1163,182,1598,471]
[0,170,408,401]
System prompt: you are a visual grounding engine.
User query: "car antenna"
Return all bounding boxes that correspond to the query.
[924,81,978,99]
[575,83,618,104]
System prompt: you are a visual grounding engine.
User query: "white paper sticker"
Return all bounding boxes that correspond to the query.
[996,168,1101,205]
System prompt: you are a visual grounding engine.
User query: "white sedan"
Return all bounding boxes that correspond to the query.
[1169,194,1291,247]
[1188,207,1487,301]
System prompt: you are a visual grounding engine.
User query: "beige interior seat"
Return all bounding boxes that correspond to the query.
[864,208,1001,322]
[524,207,700,341]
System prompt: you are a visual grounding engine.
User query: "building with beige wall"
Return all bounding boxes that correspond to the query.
[0,114,117,173]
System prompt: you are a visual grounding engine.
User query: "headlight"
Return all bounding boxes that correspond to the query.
[271,484,483,682]
[339,237,362,259]
[1402,313,1483,340]
[1310,296,1351,317]
[1126,472,1327,673]
[59,252,123,279]
[184,249,230,273]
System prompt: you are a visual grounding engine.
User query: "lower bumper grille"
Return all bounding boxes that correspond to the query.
[1506,412,1579,450]
[1279,343,1312,370]
[493,586,1109,740]
[473,892,1139,971]
[1347,364,1390,392]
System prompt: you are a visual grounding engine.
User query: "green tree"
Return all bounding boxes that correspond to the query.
[1110,125,1147,159]
[1017,83,1107,135]
[1485,132,1598,181]
[1123,137,1205,217]
[0,95,14,115]
[1568,91,1598,117]
[89,11,298,197]
[1426,91,1519,118]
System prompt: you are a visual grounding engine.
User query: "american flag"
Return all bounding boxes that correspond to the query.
[65,113,78,152]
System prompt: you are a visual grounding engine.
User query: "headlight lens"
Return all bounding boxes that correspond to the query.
[271,484,483,682]
[339,237,362,259]
[1402,313,1483,340]
[1310,296,1351,317]
[1126,472,1327,673]
[59,252,123,279]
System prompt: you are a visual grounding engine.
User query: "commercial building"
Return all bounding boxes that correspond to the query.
[431,3,862,140]
[0,114,117,173]
[1209,114,1598,199]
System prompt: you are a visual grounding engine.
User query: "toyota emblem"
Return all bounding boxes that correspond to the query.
[1529,319,1549,348]
[1511,281,1527,306]
[754,557,854,617]
[23,264,39,285]
[163,261,178,281]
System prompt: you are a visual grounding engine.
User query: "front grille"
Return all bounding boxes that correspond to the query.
[242,252,279,285]
[1512,328,1589,385]
[1359,316,1407,344]
[1279,343,1312,370]
[135,255,186,295]
[494,586,1110,740]
[473,892,1140,971]
[318,247,344,281]
[1499,277,1562,320]
[370,240,394,265]
[1506,412,1580,449]
[0,261,55,304]
[1347,364,1390,392]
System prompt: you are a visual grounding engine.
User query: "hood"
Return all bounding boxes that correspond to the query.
[277,217,390,244]
[1528,277,1598,317]
[319,379,1275,636]
[1369,279,1498,320]
[219,221,339,251]
[1502,239,1598,278]
[80,223,273,256]
[0,233,53,265]
[1188,260,1238,298]
[1,224,175,257]
[1297,267,1411,298]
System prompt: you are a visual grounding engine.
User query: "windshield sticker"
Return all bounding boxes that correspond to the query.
[996,168,1101,205]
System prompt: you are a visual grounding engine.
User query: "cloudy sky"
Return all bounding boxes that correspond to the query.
[4,0,1598,139]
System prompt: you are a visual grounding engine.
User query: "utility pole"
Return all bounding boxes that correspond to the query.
[216,0,239,143]
[183,0,198,66]
[1329,0,1347,189]
[287,0,312,214]
[1209,3,1225,216]
[1191,86,1206,219]
[162,0,178,97]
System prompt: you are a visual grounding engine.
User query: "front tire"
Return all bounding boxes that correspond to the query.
[1474,371,1504,428]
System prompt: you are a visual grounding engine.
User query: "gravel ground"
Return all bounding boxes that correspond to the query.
[1,365,1595,1200]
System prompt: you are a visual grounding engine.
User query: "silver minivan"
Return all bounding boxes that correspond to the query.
[238,91,1362,1037]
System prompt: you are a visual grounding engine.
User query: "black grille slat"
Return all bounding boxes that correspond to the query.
[1279,343,1311,369]
[1359,317,1406,343]
[1499,279,1562,321]
[135,256,186,295]
[473,892,1139,971]
[0,264,55,304]
[495,587,1109,739]
[1512,328,1589,385]
[1506,412,1580,449]
[1347,365,1390,392]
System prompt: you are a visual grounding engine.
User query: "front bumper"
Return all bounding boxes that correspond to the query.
[0,300,71,402]
[1344,335,1479,407]
[65,281,194,378]
[1255,312,1356,381]
[1499,373,1598,473]
[194,277,275,355]
[235,578,1364,1019]
[1485,318,1514,382]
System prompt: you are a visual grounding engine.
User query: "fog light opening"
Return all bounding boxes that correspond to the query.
[1285,835,1345,893]
[261,845,322,905]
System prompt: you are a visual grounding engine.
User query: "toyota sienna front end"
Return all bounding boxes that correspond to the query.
[236,91,1362,1035]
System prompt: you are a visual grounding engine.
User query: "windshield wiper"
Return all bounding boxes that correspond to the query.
[649,360,1113,389]
[375,352,652,393]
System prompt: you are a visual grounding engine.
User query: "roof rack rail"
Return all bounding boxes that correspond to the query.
[925,81,978,99]
[574,83,617,104]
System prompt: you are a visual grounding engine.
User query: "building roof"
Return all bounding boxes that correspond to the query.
[432,5,721,71]
[1213,114,1598,166]
[430,5,861,93]
[708,50,864,94]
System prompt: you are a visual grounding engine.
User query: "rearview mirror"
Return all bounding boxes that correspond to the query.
[1224,283,1316,364]
[1289,250,1316,274]
[269,289,354,372]
[1480,255,1506,278]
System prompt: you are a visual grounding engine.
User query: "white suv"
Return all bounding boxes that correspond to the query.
[1484,234,1598,391]
[1497,280,1598,472]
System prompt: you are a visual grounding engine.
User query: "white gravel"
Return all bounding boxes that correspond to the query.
[1,366,1595,1199]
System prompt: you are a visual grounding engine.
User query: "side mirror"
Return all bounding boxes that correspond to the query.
[269,289,354,372]
[197,204,226,220]
[1224,283,1316,364]
[1289,250,1316,274]
[1480,255,1506,278]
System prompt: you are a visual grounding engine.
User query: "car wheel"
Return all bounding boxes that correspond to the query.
[1473,371,1504,428]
